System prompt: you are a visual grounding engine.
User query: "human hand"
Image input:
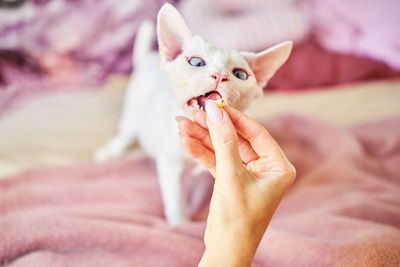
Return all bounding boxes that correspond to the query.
[176,100,296,267]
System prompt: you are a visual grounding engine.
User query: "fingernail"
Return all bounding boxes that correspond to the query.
[175,116,186,122]
[205,100,222,123]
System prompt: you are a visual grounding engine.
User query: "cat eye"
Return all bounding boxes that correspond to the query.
[232,69,248,80]
[188,57,206,67]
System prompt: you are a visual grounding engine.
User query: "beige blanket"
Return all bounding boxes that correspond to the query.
[0,78,399,178]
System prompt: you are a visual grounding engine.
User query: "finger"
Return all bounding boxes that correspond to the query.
[194,110,258,164]
[223,105,286,160]
[180,135,216,177]
[237,137,259,164]
[177,116,214,151]
[178,114,256,167]
[193,110,207,128]
[204,100,243,175]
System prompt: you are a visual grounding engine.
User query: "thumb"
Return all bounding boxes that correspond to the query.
[205,100,242,173]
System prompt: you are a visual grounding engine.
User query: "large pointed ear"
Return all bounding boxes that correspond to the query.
[157,3,194,61]
[241,41,293,88]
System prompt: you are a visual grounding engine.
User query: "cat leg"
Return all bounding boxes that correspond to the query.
[94,133,134,162]
[191,163,207,176]
[156,156,189,225]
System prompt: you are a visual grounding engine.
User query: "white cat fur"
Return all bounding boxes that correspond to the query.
[95,4,292,225]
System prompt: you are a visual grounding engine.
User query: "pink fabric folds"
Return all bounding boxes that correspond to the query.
[298,0,400,71]
[1,114,400,266]
[267,39,400,90]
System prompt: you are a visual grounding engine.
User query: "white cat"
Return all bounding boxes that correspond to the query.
[95,4,292,225]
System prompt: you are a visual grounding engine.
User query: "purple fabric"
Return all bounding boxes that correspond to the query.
[0,0,172,111]
[0,0,171,79]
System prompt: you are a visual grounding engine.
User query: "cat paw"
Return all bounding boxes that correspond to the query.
[166,215,190,226]
[94,146,119,162]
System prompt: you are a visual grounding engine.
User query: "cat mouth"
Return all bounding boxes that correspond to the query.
[187,91,222,110]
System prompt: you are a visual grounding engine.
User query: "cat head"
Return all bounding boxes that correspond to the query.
[157,4,292,114]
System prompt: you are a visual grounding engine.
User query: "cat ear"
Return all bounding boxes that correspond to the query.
[241,41,292,88]
[157,4,194,61]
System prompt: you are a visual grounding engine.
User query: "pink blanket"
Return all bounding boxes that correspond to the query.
[1,114,400,266]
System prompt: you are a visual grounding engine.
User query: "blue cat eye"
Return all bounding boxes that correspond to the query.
[232,68,248,80]
[188,57,206,67]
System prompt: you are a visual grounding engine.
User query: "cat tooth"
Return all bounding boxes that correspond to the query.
[188,98,199,109]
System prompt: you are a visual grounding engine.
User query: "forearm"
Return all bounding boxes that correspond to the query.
[198,221,267,267]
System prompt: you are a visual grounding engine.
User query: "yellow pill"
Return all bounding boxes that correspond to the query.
[214,99,225,108]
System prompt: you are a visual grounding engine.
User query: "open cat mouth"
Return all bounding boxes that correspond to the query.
[187,91,222,110]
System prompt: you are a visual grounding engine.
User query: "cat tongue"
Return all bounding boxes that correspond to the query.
[198,92,222,109]
[206,92,222,101]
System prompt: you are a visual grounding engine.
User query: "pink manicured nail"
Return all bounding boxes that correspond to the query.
[205,100,222,123]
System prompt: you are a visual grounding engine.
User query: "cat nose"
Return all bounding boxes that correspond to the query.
[211,72,228,82]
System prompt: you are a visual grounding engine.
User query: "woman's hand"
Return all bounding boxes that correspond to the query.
[176,100,296,267]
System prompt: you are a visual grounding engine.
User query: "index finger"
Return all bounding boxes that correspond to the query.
[223,105,285,160]
[193,110,259,164]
